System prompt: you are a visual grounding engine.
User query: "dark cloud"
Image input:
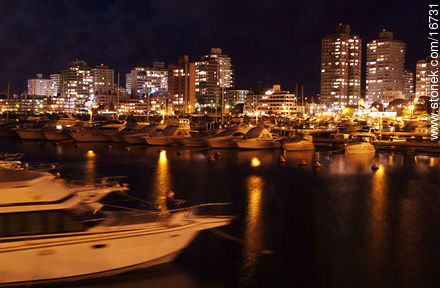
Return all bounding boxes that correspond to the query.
[0,0,426,95]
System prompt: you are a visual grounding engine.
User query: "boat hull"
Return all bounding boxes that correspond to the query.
[123,134,147,144]
[70,131,111,142]
[236,140,281,150]
[206,137,237,148]
[182,137,207,147]
[0,217,230,286]
[44,131,72,141]
[108,134,125,143]
[144,136,188,146]
[282,140,315,151]
[16,129,46,140]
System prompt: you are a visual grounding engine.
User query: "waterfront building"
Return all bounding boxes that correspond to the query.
[415,57,435,103]
[126,62,168,98]
[366,30,406,104]
[49,74,61,97]
[403,70,414,101]
[92,64,114,94]
[168,56,196,114]
[257,85,299,115]
[27,74,50,97]
[195,48,234,108]
[61,60,94,110]
[320,23,361,108]
[226,89,249,106]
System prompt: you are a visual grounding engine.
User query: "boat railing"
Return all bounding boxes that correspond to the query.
[68,176,129,189]
[159,203,232,227]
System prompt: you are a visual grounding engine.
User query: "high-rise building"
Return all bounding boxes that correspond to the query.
[168,56,195,114]
[320,24,361,108]
[27,74,50,96]
[92,64,114,94]
[403,70,414,101]
[366,31,406,104]
[195,48,234,108]
[126,62,168,98]
[61,60,94,109]
[415,58,435,103]
[49,74,61,97]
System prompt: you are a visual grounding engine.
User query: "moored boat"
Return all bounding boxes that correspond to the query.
[122,124,167,144]
[0,167,232,286]
[236,127,281,150]
[206,126,251,148]
[143,126,191,146]
[282,135,315,151]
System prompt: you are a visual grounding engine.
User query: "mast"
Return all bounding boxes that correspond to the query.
[221,86,224,125]
[6,81,10,124]
[117,72,120,113]
[301,85,304,107]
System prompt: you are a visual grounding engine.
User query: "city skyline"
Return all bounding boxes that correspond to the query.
[0,0,426,96]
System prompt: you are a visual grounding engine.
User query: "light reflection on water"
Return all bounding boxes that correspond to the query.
[367,164,387,285]
[154,150,171,211]
[241,175,264,286]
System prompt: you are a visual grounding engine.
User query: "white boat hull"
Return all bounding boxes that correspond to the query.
[282,140,314,151]
[236,140,280,150]
[145,136,189,146]
[182,137,207,147]
[44,131,72,141]
[70,131,111,142]
[108,134,125,143]
[206,137,237,148]
[16,129,46,140]
[123,134,147,144]
[0,218,230,286]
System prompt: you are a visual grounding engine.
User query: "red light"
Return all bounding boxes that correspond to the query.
[101,63,104,66]
[339,22,343,26]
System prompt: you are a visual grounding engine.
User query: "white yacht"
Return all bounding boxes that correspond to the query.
[122,124,167,144]
[0,167,232,286]
[69,121,126,142]
[236,127,281,150]
[44,121,89,142]
[181,131,210,147]
[206,126,251,148]
[108,122,149,143]
[17,115,79,141]
[143,126,191,146]
[345,134,376,154]
[282,135,315,151]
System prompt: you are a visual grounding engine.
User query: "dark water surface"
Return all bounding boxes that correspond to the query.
[1,139,439,288]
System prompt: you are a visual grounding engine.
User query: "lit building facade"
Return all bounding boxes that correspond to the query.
[258,85,298,115]
[92,64,114,94]
[61,60,94,110]
[195,48,234,108]
[415,58,435,103]
[168,56,196,114]
[49,74,61,97]
[226,89,249,106]
[403,70,414,101]
[27,74,50,96]
[366,31,405,104]
[320,24,361,108]
[127,62,168,97]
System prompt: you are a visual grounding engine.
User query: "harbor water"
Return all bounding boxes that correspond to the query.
[1,139,439,288]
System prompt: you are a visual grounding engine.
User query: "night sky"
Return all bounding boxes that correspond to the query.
[0,0,426,96]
